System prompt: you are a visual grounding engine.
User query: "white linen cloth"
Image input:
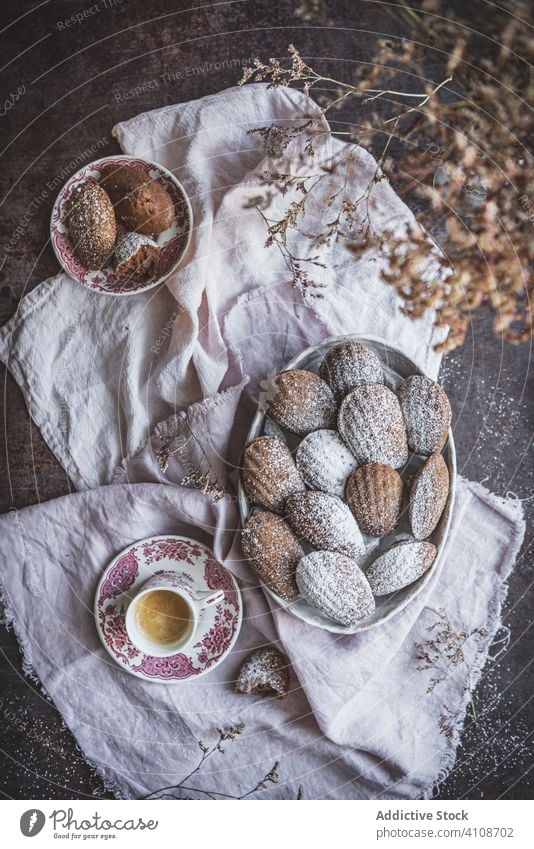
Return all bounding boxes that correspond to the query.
[0,85,525,799]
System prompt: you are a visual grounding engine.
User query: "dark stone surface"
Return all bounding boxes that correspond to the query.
[0,0,531,799]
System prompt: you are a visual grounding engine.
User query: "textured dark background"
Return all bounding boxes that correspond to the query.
[0,0,532,799]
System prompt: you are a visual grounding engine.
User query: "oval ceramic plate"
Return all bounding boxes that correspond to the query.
[51,155,193,296]
[94,535,242,682]
[238,334,456,634]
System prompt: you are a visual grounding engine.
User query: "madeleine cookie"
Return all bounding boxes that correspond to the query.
[267,369,337,436]
[67,182,116,269]
[319,340,384,401]
[338,383,408,469]
[100,165,174,235]
[346,463,404,537]
[295,429,357,498]
[296,551,375,626]
[236,647,290,699]
[365,541,436,595]
[286,491,365,558]
[409,453,449,540]
[113,232,159,280]
[398,375,451,455]
[241,437,305,513]
[241,512,303,600]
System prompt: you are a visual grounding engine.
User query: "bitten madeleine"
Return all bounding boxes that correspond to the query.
[99,165,174,235]
[296,550,375,626]
[67,182,116,269]
[365,540,436,595]
[346,462,404,537]
[398,375,451,455]
[241,512,303,600]
[240,436,305,513]
[236,647,290,699]
[267,369,337,436]
[409,453,449,540]
[286,490,365,558]
[338,383,409,469]
[319,340,384,401]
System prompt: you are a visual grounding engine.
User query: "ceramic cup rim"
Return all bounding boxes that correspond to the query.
[125,584,198,657]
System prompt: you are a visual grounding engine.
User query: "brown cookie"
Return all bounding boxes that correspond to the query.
[240,436,305,513]
[67,181,116,270]
[267,369,337,436]
[296,551,375,626]
[409,453,449,540]
[319,340,384,401]
[338,383,409,469]
[365,541,437,596]
[346,463,404,537]
[236,647,290,699]
[241,512,303,600]
[286,490,365,558]
[113,233,159,280]
[99,165,174,235]
[398,375,451,455]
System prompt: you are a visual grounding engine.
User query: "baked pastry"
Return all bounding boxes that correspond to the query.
[236,647,290,699]
[295,429,357,498]
[346,463,403,537]
[267,369,336,436]
[296,551,375,626]
[319,340,383,401]
[240,436,305,513]
[67,181,116,269]
[398,375,451,455]
[409,453,449,540]
[241,512,303,600]
[365,540,436,595]
[99,165,174,235]
[338,383,408,469]
[113,232,159,280]
[286,491,365,558]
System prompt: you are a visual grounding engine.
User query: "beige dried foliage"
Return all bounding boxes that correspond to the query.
[239,0,533,351]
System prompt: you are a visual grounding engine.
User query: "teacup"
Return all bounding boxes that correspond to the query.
[125,571,224,656]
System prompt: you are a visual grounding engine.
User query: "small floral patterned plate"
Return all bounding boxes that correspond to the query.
[50,155,193,296]
[94,535,242,682]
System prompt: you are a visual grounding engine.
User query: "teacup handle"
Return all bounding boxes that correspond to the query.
[194,588,225,609]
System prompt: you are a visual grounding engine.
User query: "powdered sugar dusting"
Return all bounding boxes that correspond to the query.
[236,646,290,698]
[241,436,305,513]
[296,551,375,626]
[398,375,451,455]
[268,370,337,436]
[241,512,302,599]
[410,453,449,540]
[320,340,384,400]
[287,490,365,557]
[366,541,437,596]
[296,429,357,497]
[338,383,409,469]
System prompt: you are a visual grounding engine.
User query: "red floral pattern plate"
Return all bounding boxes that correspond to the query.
[50,155,193,296]
[94,535,242,682]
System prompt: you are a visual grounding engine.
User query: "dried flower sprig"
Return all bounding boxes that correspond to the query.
[155,420,225,503]
[415,608,488,739]
[143,723,288,800]
[239,1,534,351]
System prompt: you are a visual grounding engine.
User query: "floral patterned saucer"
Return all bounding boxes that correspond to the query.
[50,155,193,296]
[94,535,242,682]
